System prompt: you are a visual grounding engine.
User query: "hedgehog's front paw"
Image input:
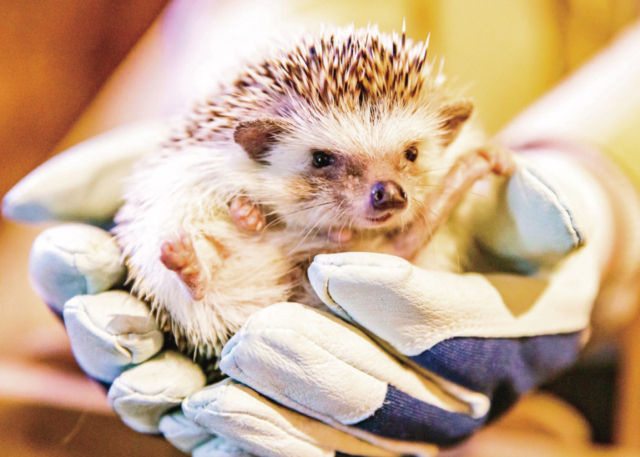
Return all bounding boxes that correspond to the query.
[160,233,205,300]
[229,197,266,232]
[478,144,517,176]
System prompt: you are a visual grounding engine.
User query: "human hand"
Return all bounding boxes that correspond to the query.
[5,123,598,456]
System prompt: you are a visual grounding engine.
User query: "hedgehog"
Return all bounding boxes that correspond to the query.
[113,26,515,359]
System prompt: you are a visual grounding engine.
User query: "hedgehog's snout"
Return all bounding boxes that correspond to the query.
[370,180,407,212]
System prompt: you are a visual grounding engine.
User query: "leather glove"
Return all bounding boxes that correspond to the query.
[4,122,607,456]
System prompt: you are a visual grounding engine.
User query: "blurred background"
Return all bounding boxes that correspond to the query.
[2,0,640,455]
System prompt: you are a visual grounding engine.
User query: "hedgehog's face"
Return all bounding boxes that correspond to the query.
[234,99,473,236]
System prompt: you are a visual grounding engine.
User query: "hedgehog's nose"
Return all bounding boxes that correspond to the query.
[370,181,407,211]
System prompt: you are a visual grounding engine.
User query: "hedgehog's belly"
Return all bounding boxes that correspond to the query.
[121,221,295,360]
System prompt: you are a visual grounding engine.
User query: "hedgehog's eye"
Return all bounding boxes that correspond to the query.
[312,150,335,168]
[404,146,418,162]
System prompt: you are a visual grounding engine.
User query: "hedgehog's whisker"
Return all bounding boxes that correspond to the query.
[413,184,488,200]
[264,201,336,229]
[416,199,442,224]
[413,199,437,236]
[295,203,339,242]
[414,165,455,176]
[413,184,463,190]
[335,209,350,249]
[288,205,338,255]
[327,202,346,240]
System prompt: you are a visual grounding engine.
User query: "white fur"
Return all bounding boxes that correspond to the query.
[114,145,296,358]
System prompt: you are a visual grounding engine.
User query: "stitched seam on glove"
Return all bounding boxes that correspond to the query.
[117,329,163,339]
[314,256,410,269]
[229,355,356,422]
[522,165,584,248]
[112,380,190,404]
[69,252,90,297]
[227,326,483,422]
[325,275,357,322]
[65,300,133,365]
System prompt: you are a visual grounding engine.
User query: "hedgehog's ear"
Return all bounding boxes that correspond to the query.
[438,100,474,147]
[234,119,290,164]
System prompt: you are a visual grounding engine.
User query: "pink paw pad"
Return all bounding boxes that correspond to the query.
[160,233,204,300]
[478,145,517,176]
[229,197,266,232]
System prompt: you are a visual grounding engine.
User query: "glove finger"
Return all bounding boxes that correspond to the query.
[159,408,257,456]
[30,223,126,314]
[220,303,481,452]
[193,437,255,457]
[108,351,206,434]
[183,378,400,457]
[2,120,166,224]
[307,251,594,356]
[474,162,584,269]
[158,410,215,453]
[64,290,164,382]
[159,410,216,453]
